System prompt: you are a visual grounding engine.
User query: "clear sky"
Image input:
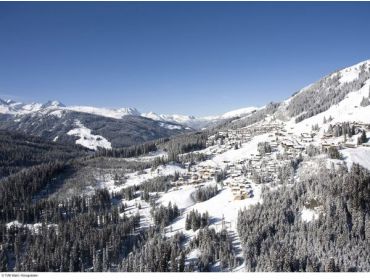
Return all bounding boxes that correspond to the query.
[1,2,370,116]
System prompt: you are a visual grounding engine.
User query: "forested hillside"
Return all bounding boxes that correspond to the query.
[237,164,370,272]
[0,130,88,178]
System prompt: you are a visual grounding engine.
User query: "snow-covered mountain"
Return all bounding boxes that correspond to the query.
[0,97,258,130]
[0,97,259,150]
[141,107,259,129]
[226,59,370,132]
[0,99,191,150]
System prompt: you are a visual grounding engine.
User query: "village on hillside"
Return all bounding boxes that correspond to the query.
[168,120,370,202]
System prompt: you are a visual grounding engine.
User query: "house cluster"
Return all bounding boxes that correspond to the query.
[190,120,369,201]
[213,160,254,200]
[206,123,284,149]
[227,179,253,200]
[247,123,284,135]
[320,122,370,150]
[300,132,315,143]
[206,130,251,149]
[221,152,286,200]
[172,165,220,187]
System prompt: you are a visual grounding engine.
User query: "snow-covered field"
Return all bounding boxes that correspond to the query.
[123,150,168,162]
[202,133,270,169]
[96,164,187,193]
[159,122,183,130]
[67,120,112,150]
[159,182,262,239]
[341,147,370,171]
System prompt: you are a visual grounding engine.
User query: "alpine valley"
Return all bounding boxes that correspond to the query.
[1,59,370,272]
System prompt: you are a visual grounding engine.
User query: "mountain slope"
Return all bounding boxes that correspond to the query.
[0,105,190,150]
[224,59,370,132]
[0,129,88,178]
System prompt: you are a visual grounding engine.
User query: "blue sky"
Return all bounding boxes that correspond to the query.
[1,2,370,116]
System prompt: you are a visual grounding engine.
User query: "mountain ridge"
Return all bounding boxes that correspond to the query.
[0,97,258,129]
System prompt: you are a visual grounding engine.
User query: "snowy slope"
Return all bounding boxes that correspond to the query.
[341,147,370,171]
[334,59,370,84]
[67,106,140,119]
[142,107,258,129]
[67,120,112,150]
[0,99,42,115]
[286,77,370,135]
[219,107,258,119]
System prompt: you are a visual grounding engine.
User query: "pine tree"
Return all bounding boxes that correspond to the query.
[185,214,191,230]
[361,130,367,143]
[178,251,185,272]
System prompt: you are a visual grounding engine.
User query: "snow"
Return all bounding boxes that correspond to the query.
[124,150,168,162]
[159,122,183,130]
[341,147,370,171]
[0,105,11,114]
[6,220,58,233]
[186,249,201,261]
[286,78,370,135]
[337,60,370,84]
[301,207,319,222]
[99,164,186,193]
[128,165,185,187]
[48,109,64,118]
[159,182,262,240]
[21,102,43,113]
[207,133,270,168]
[0,100,42,115]
[142,107,258,129]
[67,106,140,119]
[42,100,65,108]
[67,120,112,150]
[159,186,197,210]
[142,112,195,123]
[122,198,153,230]
[6,220,23,228]
[190,186,262,231]
[220,107,258,119]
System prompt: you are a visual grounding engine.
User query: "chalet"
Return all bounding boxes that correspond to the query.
[270,143,278,149]
[282,141,294,149]
[293,145,305,150]
[321,143,340,151]
[301,133,313,143]
[322,133,333,139]
[232,189,247,200]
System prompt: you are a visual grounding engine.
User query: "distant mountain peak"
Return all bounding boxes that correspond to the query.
[42,100,66,108]
[6,99,17,104]
[117,107,141,116]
